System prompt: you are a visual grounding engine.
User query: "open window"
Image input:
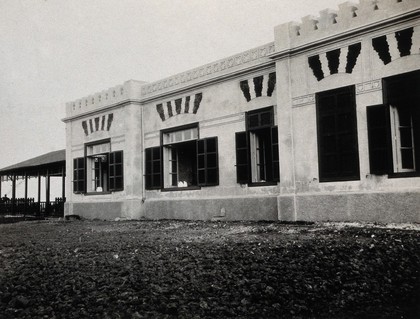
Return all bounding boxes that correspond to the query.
[86,142,110,192]
[89,154,108,192]
[367,70,420,177]
[162,126,199,189]
[145,124,219,190]
[235,106,279,185]
[390,106,416,172]
[72,140,124,194]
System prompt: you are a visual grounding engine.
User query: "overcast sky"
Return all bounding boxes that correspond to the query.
[0,0,346,169]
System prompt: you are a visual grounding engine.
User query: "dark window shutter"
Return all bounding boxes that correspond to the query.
[366,104,393,174]
[316,85,360,182]
[235,131,249,184]
[197,137,219,186]
[109,151,124,191]
[73,157,85,193]
[145,147,162,189]
[413,106,420,172]
[271,126,280,181]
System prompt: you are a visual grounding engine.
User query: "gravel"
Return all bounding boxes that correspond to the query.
[0,219,419,318]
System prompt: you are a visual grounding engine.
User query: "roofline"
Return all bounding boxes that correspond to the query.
[269,8,420,60]
[0,149,66,176]
[62,61,276,123]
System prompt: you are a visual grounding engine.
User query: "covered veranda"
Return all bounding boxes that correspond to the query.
[0,150,66,217]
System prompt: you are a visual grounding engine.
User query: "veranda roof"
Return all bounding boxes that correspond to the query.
[0,149,65,176]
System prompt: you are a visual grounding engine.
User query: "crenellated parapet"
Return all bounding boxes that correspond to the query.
[141,42,275,99]
[274,0,420,52]
[65,80,146,119]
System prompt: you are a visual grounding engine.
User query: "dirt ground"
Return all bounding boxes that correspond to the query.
[0,219,419,318]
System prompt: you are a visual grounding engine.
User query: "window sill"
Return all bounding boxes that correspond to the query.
[161,186,201,192]
[319,176,360,183]
[247,181,278,187]
[84,191,112,196]
[388,172,420,179]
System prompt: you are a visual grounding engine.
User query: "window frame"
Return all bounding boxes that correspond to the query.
[370,70,420,178]
[162,140,199,190]
[161,123,200,191]
[384,70,420,178]
[390,105,416,173]
[89,154,108,192]
[145,123,219,191]
[72,138,124,194]
[84,138,111,194]
[235,106,279,186]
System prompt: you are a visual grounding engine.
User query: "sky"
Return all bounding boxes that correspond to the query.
[0,0,346,181]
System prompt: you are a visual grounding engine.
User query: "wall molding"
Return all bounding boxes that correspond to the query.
[292,79,382,106]
[144,132,160,141]
[292,94,315,108]
[201,113,244,130]
[356,79,382,95]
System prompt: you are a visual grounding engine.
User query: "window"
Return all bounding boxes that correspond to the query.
[390,106,416,172]
[367,70,420,176]
[90,155,108,192]
[86,142,111,192]
[72,140,124,193]
[316,86,360,182]
[235,106,279,185]
[162,126,199,188]
[145,124,219,190]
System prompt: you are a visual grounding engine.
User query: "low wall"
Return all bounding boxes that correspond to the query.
[65,202,123,220]
[65,191,419,223]
[279,191,420,223]
[142,196,278,221]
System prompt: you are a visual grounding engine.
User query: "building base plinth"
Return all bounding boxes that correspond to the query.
[278,191,420,223]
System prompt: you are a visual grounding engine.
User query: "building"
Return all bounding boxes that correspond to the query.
[62,0,420,223]
[0,150,66,217]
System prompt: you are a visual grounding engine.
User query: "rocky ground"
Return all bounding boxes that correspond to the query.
[0,219,419,318]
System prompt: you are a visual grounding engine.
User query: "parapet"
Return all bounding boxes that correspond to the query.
[64,42,276,119]
[65,80,146,118]
[275,0,420,52]
[141,42,275,100]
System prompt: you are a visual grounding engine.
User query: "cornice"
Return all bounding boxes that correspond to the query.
[269,8,420,60]
[139,61,275,104]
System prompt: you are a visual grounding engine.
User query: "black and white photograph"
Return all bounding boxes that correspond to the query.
[1,0,419,317]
